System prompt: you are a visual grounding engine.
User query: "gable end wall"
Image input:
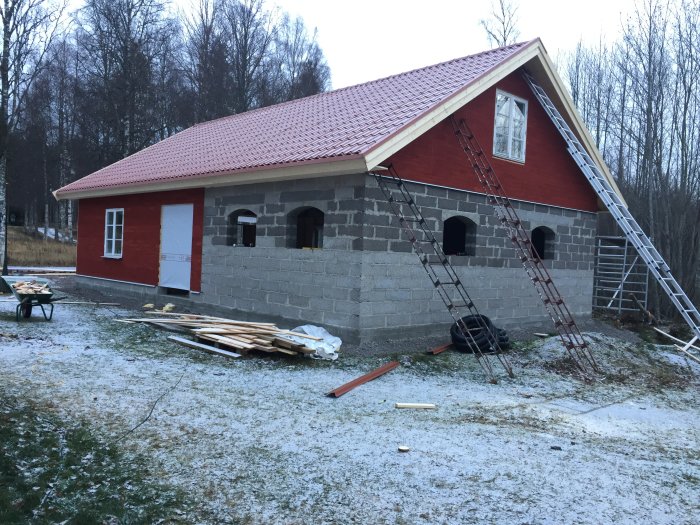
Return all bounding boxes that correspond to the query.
[387,69,599,212]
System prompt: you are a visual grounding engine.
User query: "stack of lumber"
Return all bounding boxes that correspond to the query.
[120,312,322,357]
[11,281,52,295]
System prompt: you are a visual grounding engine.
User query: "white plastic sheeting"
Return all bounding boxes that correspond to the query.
[289,325,341,360]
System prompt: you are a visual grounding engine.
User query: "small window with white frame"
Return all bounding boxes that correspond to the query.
[493,90,528,162]
[104,208,124,258]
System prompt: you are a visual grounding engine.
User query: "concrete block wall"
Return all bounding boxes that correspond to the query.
[194,173,597,342]
[363,177,597,271]
[204,174,365,250]
[194,246,362,341]
[198,175,366,341]
[358,176,596,339]
[358,251,593,340]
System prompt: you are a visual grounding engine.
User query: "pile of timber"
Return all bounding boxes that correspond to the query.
[11,281,52,295]
[120,312,321,357]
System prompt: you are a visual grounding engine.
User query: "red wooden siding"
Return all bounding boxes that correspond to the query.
[387,70,599,212]
[76,189,204,291]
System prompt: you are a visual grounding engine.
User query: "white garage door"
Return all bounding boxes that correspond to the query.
[159,204,193,290]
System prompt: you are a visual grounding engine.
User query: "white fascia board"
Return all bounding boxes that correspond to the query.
[53,157,367,201]
[364,42,541,171]
[535,46,627,206]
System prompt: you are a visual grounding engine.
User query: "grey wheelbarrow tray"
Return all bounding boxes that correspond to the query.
[1,276,66,321]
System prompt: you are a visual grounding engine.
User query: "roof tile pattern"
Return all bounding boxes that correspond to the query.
[58,41,532,195]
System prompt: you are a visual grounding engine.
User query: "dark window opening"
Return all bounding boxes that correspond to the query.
[531,226,555,260]
[443,216,477,256]
[227,209,257,247]
[292,207,324,249]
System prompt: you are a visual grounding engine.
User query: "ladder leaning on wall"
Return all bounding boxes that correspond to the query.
[523,71,700,342]
[449,116,598,379]
[371,165,514,383]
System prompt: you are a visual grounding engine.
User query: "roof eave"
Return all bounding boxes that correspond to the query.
[53,156,368,201]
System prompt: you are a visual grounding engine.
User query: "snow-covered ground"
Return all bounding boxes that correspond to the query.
[34,227,73,242]
[0,297,698,524]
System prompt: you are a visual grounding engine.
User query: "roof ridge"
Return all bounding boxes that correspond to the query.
[333,40,534,92]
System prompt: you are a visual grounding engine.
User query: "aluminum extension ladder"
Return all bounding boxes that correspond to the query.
[450,117,598,378]
[523,71,700,340]
[372,166,514,383]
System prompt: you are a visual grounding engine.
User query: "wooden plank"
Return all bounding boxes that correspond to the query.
[395,403,436,409]
[168,336,241,358]
[674,345,700,365]
[326,361,400,398]
[198,334,254,350]
[275,330,322,341]
[148,321,189,333]
[271,347,297,355]
[142,312,277,326]
[653,327,700,353]
[427,343,452,355]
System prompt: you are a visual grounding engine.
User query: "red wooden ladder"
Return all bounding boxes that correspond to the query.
[451,116,598,378]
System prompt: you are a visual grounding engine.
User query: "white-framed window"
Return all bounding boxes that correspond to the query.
[493,90,528,162]
[104,208,124,258]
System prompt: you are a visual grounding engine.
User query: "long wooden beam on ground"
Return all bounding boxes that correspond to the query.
[326,361,400,398]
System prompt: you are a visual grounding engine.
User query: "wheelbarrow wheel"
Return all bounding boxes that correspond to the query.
[20,299,33,319]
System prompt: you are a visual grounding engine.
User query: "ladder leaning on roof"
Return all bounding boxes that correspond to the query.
[522,70,700,341]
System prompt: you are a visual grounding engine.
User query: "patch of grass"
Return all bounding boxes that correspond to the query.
[542,355,581,377]
[0,392,192,524]
[7,226,76,267]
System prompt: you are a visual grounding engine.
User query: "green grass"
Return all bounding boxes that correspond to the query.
[0,392,190,524]
[7,226,76,267]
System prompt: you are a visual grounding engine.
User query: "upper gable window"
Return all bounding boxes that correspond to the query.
[493,90,528,162]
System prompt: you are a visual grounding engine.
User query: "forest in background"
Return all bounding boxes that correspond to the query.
[3,0,700,318]
[4,0,330,239]
[563,0,700,312]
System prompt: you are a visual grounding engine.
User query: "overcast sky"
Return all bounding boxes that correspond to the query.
[168,0,637,89]
[264,0,637,89]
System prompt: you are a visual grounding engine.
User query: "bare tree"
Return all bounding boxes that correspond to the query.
[480,0,520,48]
[0,0,65,274]
[221,0,275,113]
[77,0,180,161]
[182,0,231,122]
[562,0,700,317]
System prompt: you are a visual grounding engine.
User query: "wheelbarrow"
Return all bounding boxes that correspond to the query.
[1,276,65,321]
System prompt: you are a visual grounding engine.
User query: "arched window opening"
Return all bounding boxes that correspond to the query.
[531,226,555,260]
[443,216,477,256]
[292,207,324,249]
[227,209,257,247]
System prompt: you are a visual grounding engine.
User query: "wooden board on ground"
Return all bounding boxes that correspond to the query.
[168,336,241,358]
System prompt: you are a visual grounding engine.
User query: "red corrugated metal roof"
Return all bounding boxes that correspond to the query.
[56,41,534,197]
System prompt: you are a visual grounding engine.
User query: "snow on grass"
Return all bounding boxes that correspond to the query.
[0,298,698,524]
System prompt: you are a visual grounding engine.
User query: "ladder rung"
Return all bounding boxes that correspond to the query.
[449,302,474,310]
[400,217,424,224]
[387,196,413,205]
